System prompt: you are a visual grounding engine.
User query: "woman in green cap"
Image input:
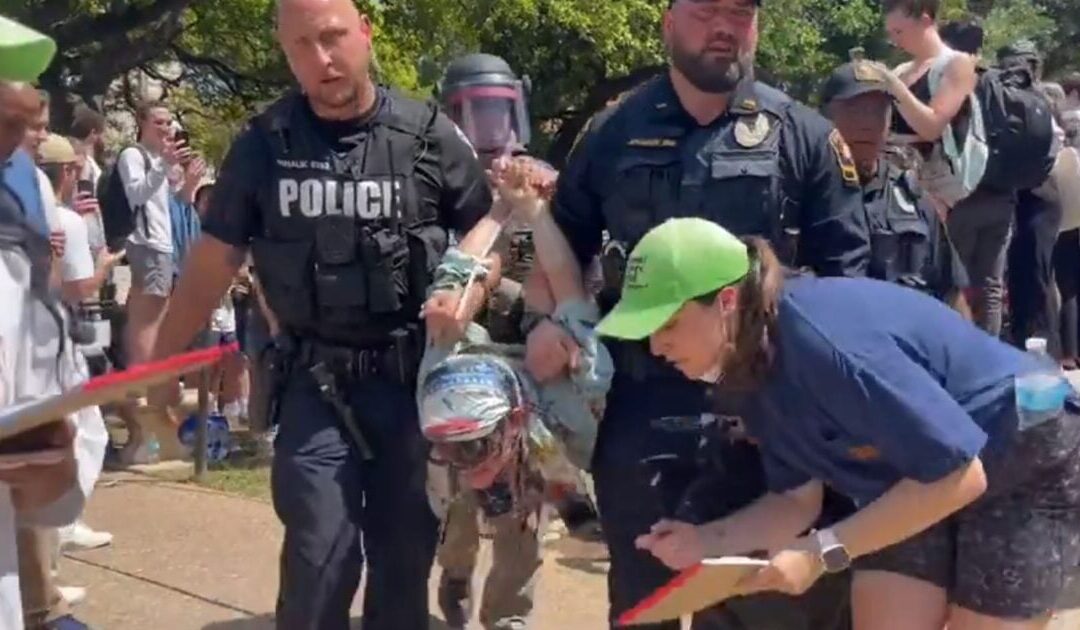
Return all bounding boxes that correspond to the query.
[600,218,1080,629]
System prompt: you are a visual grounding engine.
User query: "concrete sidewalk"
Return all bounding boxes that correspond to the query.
[59,473,1080,629]
[60,474,609,629]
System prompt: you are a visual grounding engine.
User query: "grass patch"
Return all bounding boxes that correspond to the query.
[198,465,272,501]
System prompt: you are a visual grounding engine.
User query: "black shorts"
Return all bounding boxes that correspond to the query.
[855,412,1080,619]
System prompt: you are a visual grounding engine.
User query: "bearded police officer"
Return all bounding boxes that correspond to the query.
[149,1,500,628]
[821,61,968,307]
[525,1,870,628]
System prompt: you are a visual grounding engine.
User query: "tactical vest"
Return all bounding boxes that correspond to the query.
[865,164,937,293]
[249,90,447,347]
[597,80,799,379]
[2,148,49,238]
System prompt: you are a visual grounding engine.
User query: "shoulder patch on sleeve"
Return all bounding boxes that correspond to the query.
[828,129,860,188]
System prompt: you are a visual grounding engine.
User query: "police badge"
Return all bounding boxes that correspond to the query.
[734,113,770,148]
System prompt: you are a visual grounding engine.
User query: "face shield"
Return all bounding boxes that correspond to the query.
[446,85,530,156]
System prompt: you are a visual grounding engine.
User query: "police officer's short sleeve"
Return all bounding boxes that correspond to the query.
[795,328,988,485]
[789,113,871,277]
[422,112,491,233]
[201,127,267,247]
[550,117,608,267]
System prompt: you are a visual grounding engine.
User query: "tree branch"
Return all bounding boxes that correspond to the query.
[545,64,665,167]
[52,0,197,50]
[169,45,270,94]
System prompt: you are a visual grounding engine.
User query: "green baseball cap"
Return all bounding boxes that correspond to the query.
[596,218,750,340]
[0,16,55,82]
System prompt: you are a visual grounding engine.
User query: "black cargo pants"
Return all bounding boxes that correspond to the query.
[271,367,438,630]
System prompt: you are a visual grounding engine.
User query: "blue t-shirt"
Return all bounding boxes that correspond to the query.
[741,276,1040,506]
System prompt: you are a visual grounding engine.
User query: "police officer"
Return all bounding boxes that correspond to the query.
[525,1,870,628]
[440,53,539,336]
[148,1,498,628]
[821,61,968,307]
[435,52,598,630]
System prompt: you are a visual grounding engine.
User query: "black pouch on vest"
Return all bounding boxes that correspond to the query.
[314,217,367,323]
[251,238,315,325]
[360,227,408,314]
[315,216,357,265]
[869,232,901,282]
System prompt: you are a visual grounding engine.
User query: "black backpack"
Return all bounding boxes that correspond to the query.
[977,64,1056,193]
[98,146,150,253]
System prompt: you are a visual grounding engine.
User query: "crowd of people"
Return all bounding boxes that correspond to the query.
[3,0,1080,629]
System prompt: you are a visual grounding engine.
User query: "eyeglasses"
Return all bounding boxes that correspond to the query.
[432,435,502,469]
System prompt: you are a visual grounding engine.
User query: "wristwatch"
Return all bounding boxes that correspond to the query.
[814,528,851,574]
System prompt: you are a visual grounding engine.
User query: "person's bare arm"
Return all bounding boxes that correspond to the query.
[496,158,587,304]
[831,458,986,559]
[886,55,978,142]
[636,480,824,569]
[151,236,246,360]
[61,250,124,305]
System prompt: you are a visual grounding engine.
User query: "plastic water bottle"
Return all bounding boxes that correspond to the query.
[1015,337,1072,430]
[145,436,161,464]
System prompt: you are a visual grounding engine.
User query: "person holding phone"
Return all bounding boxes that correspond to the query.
[601,218,1080,630]
[38,135,123,305]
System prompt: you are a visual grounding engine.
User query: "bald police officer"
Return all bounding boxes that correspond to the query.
[149,1,499,628]
[525,1,870,628]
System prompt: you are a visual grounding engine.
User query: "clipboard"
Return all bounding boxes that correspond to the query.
[0,343,237,442]
[617,556,769,626]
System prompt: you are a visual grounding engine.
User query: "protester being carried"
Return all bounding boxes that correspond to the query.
[599,218,1080,630]
[418,160,610,630]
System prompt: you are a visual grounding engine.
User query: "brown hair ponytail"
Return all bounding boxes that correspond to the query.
[719,236,786,391]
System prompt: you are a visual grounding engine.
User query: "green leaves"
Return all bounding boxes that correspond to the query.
[21,0,1077,164]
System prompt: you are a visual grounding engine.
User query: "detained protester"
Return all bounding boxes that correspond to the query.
[600,218,1080,630]
[436,57,599,629]
[421,158,608,630]
[0,17,108,630]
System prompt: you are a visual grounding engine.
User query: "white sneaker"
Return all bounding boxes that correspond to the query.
[57,586,86,607]
[59,521,113,552]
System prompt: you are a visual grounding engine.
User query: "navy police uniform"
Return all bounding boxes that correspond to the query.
[551,73,870,629]
[819,61,966,302]
[201,87,491,629]
[864,156,968,300]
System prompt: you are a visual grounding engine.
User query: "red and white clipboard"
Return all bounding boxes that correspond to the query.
[617,556,770,626]
[0,343,237,442]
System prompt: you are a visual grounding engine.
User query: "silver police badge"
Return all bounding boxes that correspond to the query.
[734,113,770,148]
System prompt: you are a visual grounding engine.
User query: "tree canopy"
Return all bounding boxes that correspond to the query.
[11,0,1075,166]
